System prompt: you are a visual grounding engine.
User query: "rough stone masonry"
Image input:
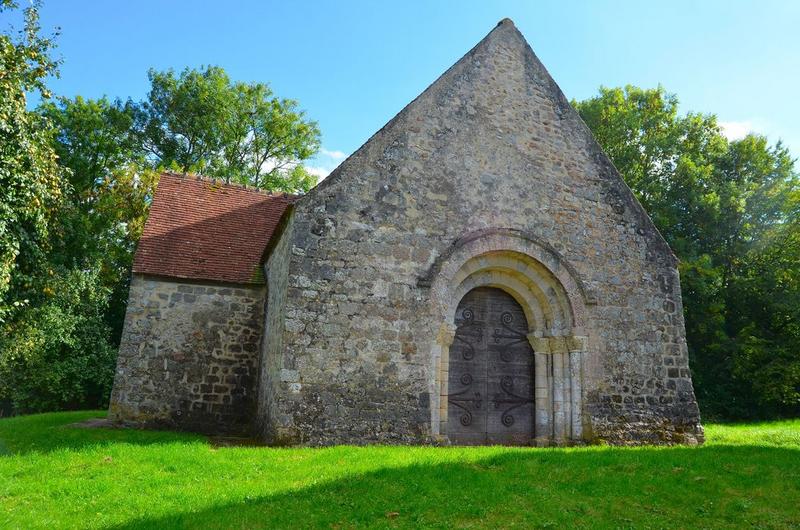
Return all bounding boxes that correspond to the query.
[109,19,704,446]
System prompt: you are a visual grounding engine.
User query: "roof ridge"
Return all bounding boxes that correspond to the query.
[160,171,297,200]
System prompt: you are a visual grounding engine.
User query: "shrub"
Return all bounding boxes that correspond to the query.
[0,266,117,413]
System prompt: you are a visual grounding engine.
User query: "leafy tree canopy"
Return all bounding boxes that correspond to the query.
[0,0,62,317]
[135,66,320,192]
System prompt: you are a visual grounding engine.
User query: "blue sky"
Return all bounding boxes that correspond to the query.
[12,0,800,178]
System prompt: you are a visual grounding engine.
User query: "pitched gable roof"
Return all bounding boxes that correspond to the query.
[132,172,294,285]
[308,18,675,264]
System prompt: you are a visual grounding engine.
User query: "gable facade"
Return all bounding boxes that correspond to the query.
[110,20,703,445]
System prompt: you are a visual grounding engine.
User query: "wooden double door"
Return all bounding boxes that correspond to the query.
[447,287,535,445]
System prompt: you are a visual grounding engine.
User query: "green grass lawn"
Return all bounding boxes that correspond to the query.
[1,412,799,529]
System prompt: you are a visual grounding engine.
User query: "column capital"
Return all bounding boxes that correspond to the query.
[548,336,568,354]
[527,332,550,353]
[567,335,589,352]
[528,334,583,354]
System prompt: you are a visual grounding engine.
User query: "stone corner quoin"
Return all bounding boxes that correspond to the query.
[108,19,704,447]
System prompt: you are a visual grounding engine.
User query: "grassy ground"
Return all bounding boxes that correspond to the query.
[1,412,799,529]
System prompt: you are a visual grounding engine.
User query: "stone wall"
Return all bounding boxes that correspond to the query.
[256,215,294,443]
[258,20,703,445]
[109,275,265,435]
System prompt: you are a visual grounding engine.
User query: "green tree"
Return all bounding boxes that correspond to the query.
[135,66,320,191]
[39,96,157,340]
[40,96,141,204]
[0,266,117,412]
[728,192,800,411]
[0,1,117,414]
[575,86,800,419]
[0,0,62,317]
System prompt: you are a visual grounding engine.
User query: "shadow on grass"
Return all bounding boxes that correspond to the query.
[109,445,800,530]
[0,411,204,456]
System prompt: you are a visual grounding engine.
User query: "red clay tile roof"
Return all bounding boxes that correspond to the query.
[132,172,295,285]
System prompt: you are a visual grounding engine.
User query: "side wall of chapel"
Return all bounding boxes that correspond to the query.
[110,275,265,434]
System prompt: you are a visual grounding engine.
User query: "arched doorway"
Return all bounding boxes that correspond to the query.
[447,287,534,445]
[428,229,591,445]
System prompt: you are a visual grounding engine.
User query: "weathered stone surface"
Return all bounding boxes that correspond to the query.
[109,276,265,435]
[256,19,703,445]
[112,19,703,446]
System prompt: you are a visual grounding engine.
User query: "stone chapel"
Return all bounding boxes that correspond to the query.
[109,19,704,446]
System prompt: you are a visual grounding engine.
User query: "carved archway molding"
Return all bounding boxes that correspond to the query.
[427,229,591,445]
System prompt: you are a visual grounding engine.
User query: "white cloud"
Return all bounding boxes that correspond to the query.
[320,148,347,160]
[306,166,331,180]
[304,146,350,182]
[719,120,753,141]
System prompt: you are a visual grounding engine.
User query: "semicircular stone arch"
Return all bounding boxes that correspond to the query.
[427,228,591,446]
